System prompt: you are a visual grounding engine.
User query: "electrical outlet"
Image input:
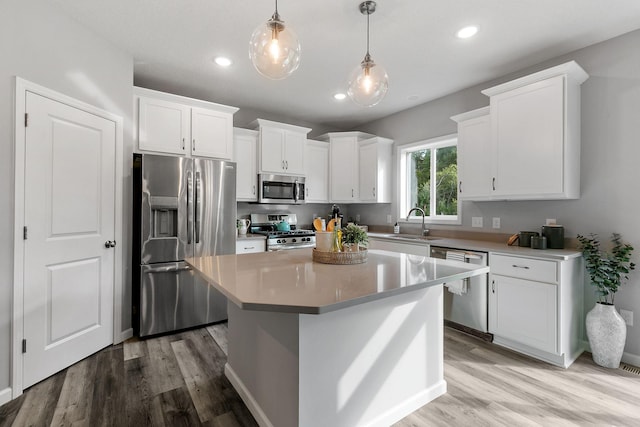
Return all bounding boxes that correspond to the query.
[472,217,483,228]
[620,309,634,326]
[386,215,392,224]
[546,218,557,225]
[356,214,361,222]
[492,217,501,229]
[313,213,318,219]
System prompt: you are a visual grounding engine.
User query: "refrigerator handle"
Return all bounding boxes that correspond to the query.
[195,171,201,244]
[187,170,193,244]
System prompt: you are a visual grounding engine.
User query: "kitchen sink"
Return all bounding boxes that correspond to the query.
[375,234,440,242]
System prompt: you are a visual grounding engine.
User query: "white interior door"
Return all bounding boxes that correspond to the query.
[22,91,116,388]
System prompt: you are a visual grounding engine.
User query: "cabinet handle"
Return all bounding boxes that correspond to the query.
[306,188,309,197]
[282,160,285,170]
[492,280,495,293]
[182,138,185,150]
[252,185,256,195]
[373,187,376,197]
[351,189,354,197]
[492,177,496,191]
[244,246,255,250]
[459,181,462,193]
[512,264,530,269]
[193,139,196,151]
[285,160,288,169]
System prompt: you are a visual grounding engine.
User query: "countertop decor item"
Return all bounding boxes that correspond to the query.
[577,233,635,368]
[341,223,369,251]
[312,248,368,265]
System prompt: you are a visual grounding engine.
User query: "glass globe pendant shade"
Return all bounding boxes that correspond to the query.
[347,54,389,107]
[249,14,301,80]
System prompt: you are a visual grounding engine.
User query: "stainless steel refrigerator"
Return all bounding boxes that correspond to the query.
[132,153,236,337]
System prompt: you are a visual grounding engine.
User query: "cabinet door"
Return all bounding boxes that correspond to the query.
[492,75,565,198]
[489,274,557,354]
[358,143,377,202]
[260,127,285,173]
[191,106,233,159]
[457,113,493,200]
[330,138,359,202]
[305,141,329,202]
[138,96,189,155]
[234,131,258,201]
[283,131,306,175]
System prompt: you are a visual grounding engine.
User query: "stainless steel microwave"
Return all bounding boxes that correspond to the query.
[258,174,305,204]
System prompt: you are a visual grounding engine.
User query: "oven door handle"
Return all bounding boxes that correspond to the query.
[293,179,299,203]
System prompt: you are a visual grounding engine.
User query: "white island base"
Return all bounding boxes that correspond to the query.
[225,285,446,427]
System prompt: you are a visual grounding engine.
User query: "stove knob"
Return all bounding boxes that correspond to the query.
[303,237,309,242]
[276,239,282,244]
[292,238,297,243]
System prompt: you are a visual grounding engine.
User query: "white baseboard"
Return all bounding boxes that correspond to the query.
[0,387,12,406]
[582,340,640,367]
[117,328,133,344]
[225,363,274,427]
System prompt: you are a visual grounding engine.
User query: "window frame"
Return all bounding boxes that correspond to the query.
[397,133,461,225]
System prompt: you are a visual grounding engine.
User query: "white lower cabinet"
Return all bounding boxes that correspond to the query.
[488,253,583,368]
[490,274,557,354]
[236,239,266,254]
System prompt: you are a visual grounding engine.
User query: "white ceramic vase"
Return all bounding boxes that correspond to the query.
[586,302,626,368]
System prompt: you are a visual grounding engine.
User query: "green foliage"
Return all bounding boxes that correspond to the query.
[341,224,369,248]
[411,146,457,215]
[577,233,635,305]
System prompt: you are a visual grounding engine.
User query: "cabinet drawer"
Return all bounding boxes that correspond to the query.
[490,254,557,283]
[236,239,266,254]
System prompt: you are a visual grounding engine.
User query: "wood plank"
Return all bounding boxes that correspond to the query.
[49,354,98,426]
[206,323,229,356]
[154,386,201,427]
[88,345,127,427]
[9,366,66,426]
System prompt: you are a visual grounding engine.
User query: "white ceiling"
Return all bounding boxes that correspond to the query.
[51,0,640,129]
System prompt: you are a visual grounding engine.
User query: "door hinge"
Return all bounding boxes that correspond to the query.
[23,226,28,240]
[22,339,27,354]
[24,113,28,127]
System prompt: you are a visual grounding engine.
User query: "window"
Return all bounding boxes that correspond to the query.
[398,135,460,224]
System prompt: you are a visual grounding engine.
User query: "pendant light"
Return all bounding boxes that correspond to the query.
[347,1,388,107]
[249,0,301,80]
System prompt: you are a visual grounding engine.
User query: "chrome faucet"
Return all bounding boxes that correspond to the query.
[406,207,429,236]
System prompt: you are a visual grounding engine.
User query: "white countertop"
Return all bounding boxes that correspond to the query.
[368,232,582,260]
[236,233,266,241]
[186,248,488,314]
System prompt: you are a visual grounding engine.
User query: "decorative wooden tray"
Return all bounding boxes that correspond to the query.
[312,249,368,265]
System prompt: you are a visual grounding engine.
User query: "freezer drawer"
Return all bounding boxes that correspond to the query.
[139,262,227,337]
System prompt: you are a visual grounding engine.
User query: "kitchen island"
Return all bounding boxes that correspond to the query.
[186,249,489,427]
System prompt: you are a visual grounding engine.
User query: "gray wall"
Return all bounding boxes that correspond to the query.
[0,0,134,393]
[350,29,640,359]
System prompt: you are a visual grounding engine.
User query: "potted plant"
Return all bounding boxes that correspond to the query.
[577,233,635,368]
[341,224,369,252]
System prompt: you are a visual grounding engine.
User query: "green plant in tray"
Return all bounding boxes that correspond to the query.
[341,224,369,249]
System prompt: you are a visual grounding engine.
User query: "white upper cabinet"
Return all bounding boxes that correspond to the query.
[358,137,393,203]
[135,87,238,159]
[252,119,311,176]
[305,140,329,203]
[481,61,588,200]
[451,107,493,200]
[233,128,258,202]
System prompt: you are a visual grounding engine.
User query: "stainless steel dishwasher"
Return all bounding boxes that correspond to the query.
[430,246,492,341]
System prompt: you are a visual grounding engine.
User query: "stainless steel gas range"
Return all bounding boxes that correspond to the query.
[250,213,316,251]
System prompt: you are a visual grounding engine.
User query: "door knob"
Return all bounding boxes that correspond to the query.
[104,240,116,248]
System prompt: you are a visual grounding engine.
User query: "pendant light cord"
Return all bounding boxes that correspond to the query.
[366,8,370,56]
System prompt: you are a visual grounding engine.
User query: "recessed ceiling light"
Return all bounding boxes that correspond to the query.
[334,93,347,101]
[214,56,232,67]
[456,26,478,39]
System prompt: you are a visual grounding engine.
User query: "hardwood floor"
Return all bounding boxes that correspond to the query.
[1,324,639,426]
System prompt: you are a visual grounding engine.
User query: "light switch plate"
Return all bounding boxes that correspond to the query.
[472,217,483,228]
[356,214,361,222]
[492,217,501,229]
[546,218,557,225]
[386,215,392,224]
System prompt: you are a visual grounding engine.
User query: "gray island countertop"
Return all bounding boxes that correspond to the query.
[186,248,489,314]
